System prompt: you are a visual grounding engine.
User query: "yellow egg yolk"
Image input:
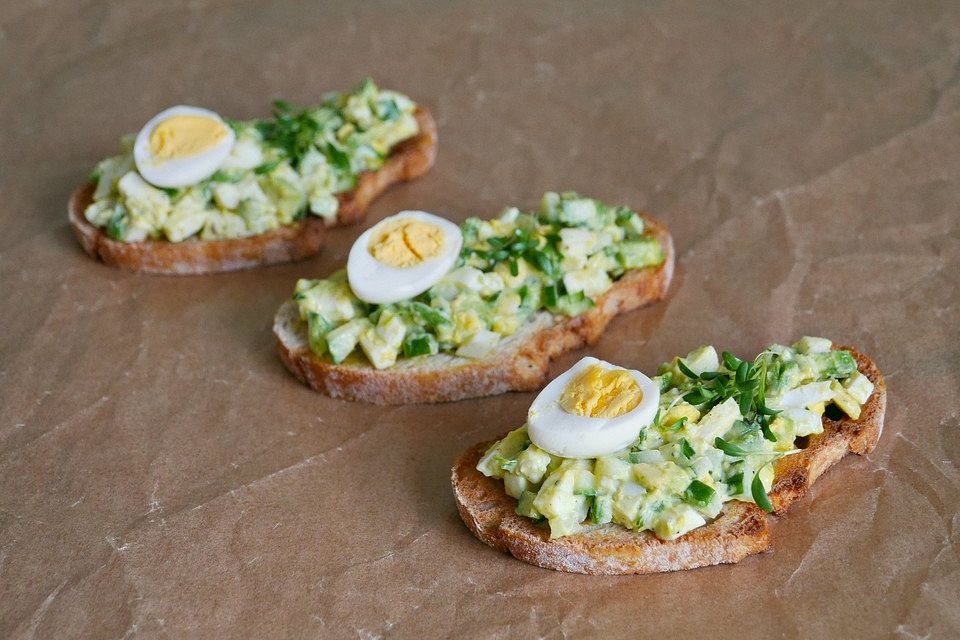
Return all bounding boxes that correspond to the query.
[148,115,229,162]
[369,219,445,268]
[560,364,642,418]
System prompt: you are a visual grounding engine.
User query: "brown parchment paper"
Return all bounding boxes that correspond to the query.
[1,1,959,638]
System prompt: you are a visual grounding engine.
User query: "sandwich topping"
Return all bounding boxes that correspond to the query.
[293,192,666,369]
[477,337,875,541]
[83,78,419,242]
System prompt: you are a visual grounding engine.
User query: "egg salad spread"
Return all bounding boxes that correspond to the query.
[292,192,666,369]
[84,79,419,242]
[477,337,875,541]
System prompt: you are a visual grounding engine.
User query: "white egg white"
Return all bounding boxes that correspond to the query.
[134,105,235,188]
[347,210,463,305]
[527,356,660,458]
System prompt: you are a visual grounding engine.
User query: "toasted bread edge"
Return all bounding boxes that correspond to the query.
[451,347,885,575]
[273,216,674,404]
[67,107,437,275]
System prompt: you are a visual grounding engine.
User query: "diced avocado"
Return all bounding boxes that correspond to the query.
[693,397,742,441]
[533,470,589,536]
[616,208,646,238]
[358,311,406,369]
[259,164,306,224]
[589,494,614,525]
[628,449,664,464]
[407,301,451,329]
[594,456,632,481]
[516,490,542,519]
[815,350,857,379]
[559,198,598,227]
[632,461,690,494]
[162,189,207,242]
[771,380,834,411]
[843,371,875,405]
[516,445,552,483]
[653,504,706,541]
[617,237,664,270]
[295,277,358,323]
[612,481,647,524]
[773,359,802,392]
[503,472,528,499]
[455,329,500,359]
[118,172,171,228]
[539,191,561,218]
[307,312,333,356]
[325,318,370,364]
[562,267,612,299]
[662,402,701,430]
[105,206,130,241]
[476,427,529,477]
[84,200,118,227]
[572,468,597,496]
[402,331,437,358]
[829,381,863,420]
[550,290,594,317]
[779,407,823,438]
[793,336,833,354]
[238,197,280,235]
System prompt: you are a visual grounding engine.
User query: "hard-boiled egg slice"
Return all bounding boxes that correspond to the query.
[347,211,463,305]
[528,357,660,458]
[133,106,235,188]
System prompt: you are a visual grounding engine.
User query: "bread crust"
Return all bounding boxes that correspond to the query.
[273,217,674,404]
[451,347,885,575]
[68,107,437,275]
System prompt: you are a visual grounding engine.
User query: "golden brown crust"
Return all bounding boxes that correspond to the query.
[769,346,886,512]
[451,441,770,575]
[273,216,674,404]
[67,107,437,275]
[451,346,886,575]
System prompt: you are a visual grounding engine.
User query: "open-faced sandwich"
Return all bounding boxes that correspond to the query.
[453,337,885,574]
[69,79,437,274]
[274,192,674,404]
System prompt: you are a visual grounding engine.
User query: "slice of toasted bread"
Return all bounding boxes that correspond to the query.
[273,216,674,404]
[451,347,885,575]
[68,107,437,275]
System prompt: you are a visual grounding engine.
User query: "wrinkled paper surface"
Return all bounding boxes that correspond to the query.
[1,1,959,638]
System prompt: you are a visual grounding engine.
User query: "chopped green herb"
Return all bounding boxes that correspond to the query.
[684,480,716,506]
[751,465,774,512]
[714,437,750,457]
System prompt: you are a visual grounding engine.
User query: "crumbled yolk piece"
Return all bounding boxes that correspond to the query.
[560,364,642,418]
[149,115,229,162]
[369,219,445,268]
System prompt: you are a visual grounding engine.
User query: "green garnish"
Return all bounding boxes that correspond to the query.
[684,480,716,506]
[254,159,283,175]
[663,416,687,432]
[714,437,750,457]
[751,465,775,513]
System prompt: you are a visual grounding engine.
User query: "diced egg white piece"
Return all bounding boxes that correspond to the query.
[455,329,501,359]
[691,397,741,442]
[780,407,824,437]
[843,371,875,405]
[770,380,835,410]
[654,504,706,541]
[219,138,263,171]
[562,267,611,298]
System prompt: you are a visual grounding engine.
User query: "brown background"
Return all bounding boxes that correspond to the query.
[2,1,959,638]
